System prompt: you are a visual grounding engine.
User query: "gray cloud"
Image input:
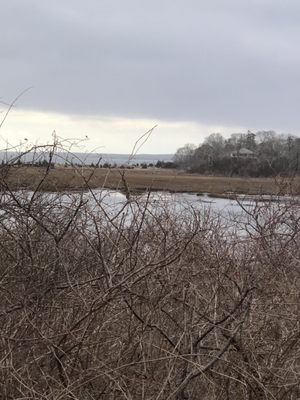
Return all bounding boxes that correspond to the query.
[2,0,300,132]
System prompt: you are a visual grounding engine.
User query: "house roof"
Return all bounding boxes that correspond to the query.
[238,148,255,154]
[232,148,255,155]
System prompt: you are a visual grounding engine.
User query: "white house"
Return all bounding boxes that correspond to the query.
[231,148,256,159]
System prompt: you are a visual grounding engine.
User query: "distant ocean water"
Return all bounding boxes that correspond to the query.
[0,151,174,166]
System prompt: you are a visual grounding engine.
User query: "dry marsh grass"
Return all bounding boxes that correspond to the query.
[4,165,300,195]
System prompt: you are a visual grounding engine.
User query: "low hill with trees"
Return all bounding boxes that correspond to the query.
[174,130,300,177]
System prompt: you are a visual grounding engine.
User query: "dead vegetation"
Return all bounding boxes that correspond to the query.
[4,164,300,195]
[0,147,299,399]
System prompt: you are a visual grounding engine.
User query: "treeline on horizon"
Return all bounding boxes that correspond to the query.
[2,158,175,170]
[0,152,175,170]
[174,130,300,177]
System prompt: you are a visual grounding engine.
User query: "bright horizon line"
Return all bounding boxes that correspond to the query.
[0,108,247,154]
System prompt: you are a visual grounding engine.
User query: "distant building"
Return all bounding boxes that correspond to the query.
[246,130,256,150]
[231,148,256,159]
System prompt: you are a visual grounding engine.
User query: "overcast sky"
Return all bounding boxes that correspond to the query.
[1,0,300,153]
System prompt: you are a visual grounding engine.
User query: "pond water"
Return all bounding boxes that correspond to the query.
[78,189,299,238]
[2,189,298,238]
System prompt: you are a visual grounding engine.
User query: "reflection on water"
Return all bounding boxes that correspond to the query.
[80,189,299,238]
[2,189,298,238]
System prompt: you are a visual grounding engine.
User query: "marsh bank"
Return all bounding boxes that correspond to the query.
[4,166,300,196]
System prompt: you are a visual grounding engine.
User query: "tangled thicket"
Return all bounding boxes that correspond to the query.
[0,157,299,399]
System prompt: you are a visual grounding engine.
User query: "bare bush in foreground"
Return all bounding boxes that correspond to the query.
[0,149,299,399]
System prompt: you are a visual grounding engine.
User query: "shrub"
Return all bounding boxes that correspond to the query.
[0,147,299,398]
